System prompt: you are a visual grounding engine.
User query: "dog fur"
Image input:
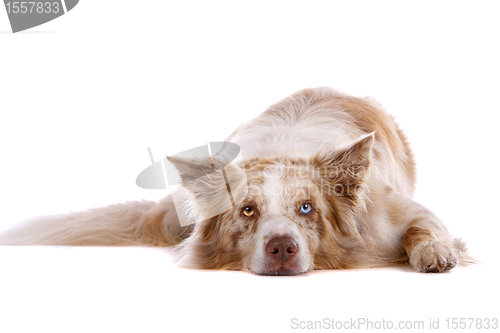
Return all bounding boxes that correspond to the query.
[0,87,473,274]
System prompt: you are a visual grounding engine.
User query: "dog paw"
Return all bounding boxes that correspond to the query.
[409,240,458,273]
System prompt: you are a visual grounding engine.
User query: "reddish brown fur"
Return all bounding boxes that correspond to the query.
[403,226,436,254]
[139,196,187,247]
[186,214,244,270]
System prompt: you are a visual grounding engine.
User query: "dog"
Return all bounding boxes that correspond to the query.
[0,87,473,275]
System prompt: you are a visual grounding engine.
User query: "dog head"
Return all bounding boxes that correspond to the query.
[168,133,374,275]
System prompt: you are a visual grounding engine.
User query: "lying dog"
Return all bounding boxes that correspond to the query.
[0,87,472,274]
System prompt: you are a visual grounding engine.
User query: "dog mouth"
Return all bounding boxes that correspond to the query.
[256,262,307,276]
[258,267,306,276]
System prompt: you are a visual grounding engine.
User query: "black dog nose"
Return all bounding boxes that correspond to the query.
[266,237,298,263]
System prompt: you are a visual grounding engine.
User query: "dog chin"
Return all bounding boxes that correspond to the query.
[253,262,308,276]
[257,268,307,276]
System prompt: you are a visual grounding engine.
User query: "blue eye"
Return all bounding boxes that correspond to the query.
[300,203,312,214]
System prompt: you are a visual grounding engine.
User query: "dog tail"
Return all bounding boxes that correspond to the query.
[0,195,187,247]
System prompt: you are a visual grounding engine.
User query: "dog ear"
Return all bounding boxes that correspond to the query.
[314,133,375,236]
[167,154,247,221]
[166,155,217,185]
[317,132,375,198]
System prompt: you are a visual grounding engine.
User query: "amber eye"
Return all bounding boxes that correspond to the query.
[242,206,255,217]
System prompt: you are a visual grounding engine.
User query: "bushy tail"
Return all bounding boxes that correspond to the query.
[0,195,187,247]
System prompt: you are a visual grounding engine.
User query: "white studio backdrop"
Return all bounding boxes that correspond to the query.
[1,1,499,332]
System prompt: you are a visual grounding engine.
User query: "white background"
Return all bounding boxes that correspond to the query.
[1,1,499,332]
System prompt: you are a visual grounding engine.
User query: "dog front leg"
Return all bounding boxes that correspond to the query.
[397,198,463,272]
